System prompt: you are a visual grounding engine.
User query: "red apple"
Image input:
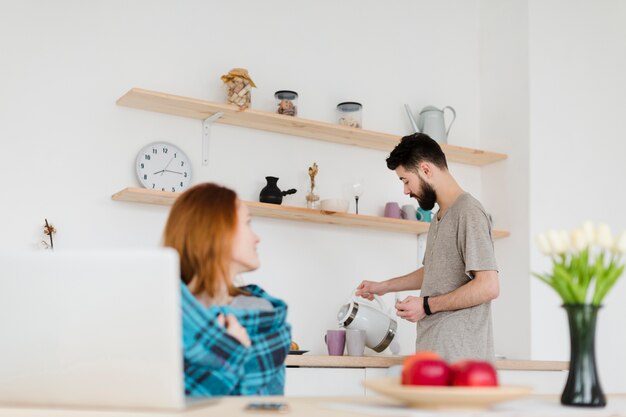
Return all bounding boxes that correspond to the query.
[402,358,451,386]
[450,360,498,387]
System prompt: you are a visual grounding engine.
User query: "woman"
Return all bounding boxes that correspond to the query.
[163,183,291,396]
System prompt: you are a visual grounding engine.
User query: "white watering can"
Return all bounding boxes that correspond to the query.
[337,294,400,354]
[404,104,456,144]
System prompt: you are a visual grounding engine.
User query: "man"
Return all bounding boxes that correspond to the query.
[356,133,499,362]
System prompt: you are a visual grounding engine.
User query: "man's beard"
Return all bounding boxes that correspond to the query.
[410,179,437,211]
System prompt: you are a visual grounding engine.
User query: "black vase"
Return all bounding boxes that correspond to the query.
[259,176,297,205]
[561,304,606,408]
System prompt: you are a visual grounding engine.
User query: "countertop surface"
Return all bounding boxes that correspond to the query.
[1,395,625,417]
[285,355,569,371]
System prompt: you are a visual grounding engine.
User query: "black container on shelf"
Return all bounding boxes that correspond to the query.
[259,176,297,205]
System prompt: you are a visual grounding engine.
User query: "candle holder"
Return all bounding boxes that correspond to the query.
[352,181,364,214]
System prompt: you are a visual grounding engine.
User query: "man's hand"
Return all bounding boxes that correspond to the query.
[355,280,386,300]
[395,296,426,323]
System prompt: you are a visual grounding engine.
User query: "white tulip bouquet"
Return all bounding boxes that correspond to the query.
[534,221,626,306]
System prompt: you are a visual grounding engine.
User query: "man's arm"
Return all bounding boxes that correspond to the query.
[356,267,424,300]
[395,270,499,322]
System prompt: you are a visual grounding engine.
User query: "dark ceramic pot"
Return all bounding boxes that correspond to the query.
[259,176,296,205]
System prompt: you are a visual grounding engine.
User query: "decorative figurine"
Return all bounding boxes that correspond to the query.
[306,163,320,209]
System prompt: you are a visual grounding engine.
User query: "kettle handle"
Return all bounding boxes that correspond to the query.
[442,106,456,137]
[349,293,392,317]
[371,294,388,313]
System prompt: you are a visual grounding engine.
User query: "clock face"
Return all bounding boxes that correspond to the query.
[135,142,192,192]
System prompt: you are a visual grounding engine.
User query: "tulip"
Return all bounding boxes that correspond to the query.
[571,229,588,252]
[535,221,625,307]
[536,233,553,256]
[559,230,571,252]
[613,232,626,255]
[596,223,613,250]
[581,221,595,243]
[547,229,568,254]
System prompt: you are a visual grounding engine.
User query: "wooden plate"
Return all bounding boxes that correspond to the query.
[364,377,532,410]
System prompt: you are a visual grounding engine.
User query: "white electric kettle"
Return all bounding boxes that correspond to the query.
[337,295,399,353]
[404,104,456,144]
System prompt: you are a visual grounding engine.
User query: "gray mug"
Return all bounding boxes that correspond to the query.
[345,329,366,356]
[401,204,417,221]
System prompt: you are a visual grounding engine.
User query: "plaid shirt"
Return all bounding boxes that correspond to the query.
[181,283,291,397]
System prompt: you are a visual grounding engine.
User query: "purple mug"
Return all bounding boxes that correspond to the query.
[384,202,402,219]
[325,329,346,356]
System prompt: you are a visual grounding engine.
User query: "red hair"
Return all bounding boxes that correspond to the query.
[163,183,243,298]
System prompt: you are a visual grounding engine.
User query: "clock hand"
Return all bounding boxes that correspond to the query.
[161,156,175,175]
[153,169,165,175]
[164,169,183,175]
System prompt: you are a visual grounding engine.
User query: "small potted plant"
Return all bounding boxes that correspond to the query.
[534,221,625,407]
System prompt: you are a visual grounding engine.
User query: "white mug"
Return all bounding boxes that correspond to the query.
[346,329,366,356]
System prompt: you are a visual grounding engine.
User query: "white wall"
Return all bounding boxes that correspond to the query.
[0,0,497,357]
[479,0,531,360]
[528,1,626,393]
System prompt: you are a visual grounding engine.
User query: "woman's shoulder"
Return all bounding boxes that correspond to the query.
[239,285,287,309]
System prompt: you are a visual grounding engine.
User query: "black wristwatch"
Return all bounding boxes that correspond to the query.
[423,296,433,316]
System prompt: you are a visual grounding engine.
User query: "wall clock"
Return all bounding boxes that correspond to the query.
[135,142,192,192]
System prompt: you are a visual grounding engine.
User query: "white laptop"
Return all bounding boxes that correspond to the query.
[0,249,216,410]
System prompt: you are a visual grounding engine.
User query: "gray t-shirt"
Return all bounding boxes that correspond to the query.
[230,295,274,311]
[416,193,498,362]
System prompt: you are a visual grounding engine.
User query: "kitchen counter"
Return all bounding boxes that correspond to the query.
[285,355,569,371]
[1,395,625,417]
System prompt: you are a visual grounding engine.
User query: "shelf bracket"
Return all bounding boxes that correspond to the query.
[202,112,224,166]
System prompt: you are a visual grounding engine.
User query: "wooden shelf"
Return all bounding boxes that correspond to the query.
[117,88,508,166]
[111,187,510,239]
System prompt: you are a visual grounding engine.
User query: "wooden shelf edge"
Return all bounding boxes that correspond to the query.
[117,88,508,166]
[111,187,510,239]
[245,200,429,234]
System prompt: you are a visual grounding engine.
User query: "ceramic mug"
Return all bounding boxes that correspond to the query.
[416,207,433,222]
[345,329,366,356]
[401,204,417,221]
[325,329,346,356]
[384,202,402,219]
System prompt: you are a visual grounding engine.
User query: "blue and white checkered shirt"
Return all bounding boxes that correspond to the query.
[181,283,291,396]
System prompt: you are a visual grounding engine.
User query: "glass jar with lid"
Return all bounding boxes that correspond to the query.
[275,90,298,116]
[220,68,255,110]
[337,102,362,128]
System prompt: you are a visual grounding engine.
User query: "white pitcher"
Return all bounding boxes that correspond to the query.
[404,104,456,144]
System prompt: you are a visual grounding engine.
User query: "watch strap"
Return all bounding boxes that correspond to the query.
[423,296,433,316]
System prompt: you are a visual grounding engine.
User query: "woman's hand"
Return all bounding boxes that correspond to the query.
[218,313,251,348]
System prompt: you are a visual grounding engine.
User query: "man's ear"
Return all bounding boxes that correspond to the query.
[419,162,434,179]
